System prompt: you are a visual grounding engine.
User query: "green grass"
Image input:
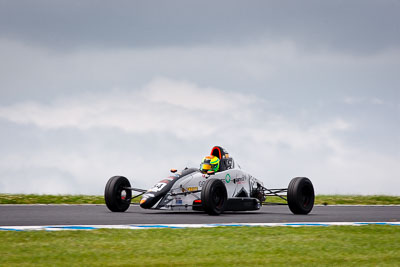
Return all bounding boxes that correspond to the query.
[265,194,400,205]
[1,194,399,205]
[315,195,400,205]
[0,226,399,266]
[0,194,141,204]
[0,194,106,204]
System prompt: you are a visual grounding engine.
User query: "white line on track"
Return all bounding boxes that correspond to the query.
[1,222,399,231]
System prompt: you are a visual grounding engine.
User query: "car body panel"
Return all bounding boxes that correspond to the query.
[140,156,264,211]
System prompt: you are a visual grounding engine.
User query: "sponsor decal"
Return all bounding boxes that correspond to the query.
[233,177,246,184]
[187,187,198,192]
[176,198,182,205]
[225,173,231,183]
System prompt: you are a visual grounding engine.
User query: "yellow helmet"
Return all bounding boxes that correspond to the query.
[200,155,220,173]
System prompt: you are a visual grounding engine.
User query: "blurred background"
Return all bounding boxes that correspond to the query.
[0,0,399,195]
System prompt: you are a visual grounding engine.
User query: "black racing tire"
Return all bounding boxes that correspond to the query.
[287,177,314,215]
[201,178,227,215]
[104,176,132,212]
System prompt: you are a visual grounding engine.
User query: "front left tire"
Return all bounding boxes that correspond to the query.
[104,176,132,212]
[287,177,314,214]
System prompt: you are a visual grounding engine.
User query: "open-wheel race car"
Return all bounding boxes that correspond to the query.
[104,146,315,215]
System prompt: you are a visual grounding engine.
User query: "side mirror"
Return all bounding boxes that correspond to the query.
[207,170,215,175]
[170,169,177,173]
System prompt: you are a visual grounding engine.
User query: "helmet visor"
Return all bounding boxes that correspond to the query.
[200,163,212,171]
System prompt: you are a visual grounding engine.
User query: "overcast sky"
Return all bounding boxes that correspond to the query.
[0,0,399,195]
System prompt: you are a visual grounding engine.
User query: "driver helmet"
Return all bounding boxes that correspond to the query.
[200,155,220,173]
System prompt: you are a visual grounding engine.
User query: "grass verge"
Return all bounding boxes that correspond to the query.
[0,194,140,204]
[0,194,106,204]
[265,195,400,205]
[0,225,399,266]
[1,194,399,205]
[315,195,400,205]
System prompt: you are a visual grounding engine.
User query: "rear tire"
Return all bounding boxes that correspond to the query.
[201,178,227,215]
[287,177,314,215]
[104,176,132,212]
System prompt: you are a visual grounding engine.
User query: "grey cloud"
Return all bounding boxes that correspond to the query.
[0,79,399,195]
[0,1,399,195]
[1,39,399,106]
[1,0,399,53]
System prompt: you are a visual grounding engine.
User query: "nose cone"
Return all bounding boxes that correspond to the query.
[139,193,159,209]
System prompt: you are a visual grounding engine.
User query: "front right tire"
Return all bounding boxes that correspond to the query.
[104,176,132,212]
[201,178,227,215]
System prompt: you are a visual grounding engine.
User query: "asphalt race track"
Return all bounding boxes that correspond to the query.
[0,205,399,226]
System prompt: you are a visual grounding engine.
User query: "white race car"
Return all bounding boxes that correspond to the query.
[104,146,315,215]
